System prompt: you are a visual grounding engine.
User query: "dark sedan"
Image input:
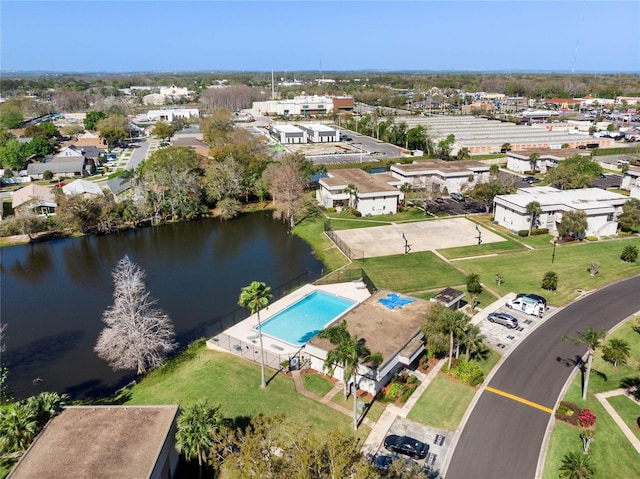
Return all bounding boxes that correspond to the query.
[383,435,429,459]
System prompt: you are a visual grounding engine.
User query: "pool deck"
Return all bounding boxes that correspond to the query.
[221,282,372,355]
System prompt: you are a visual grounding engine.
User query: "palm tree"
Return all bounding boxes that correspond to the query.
[0,402,38,454]
[559,451,596,479]
[501,142,511,153]
[238,281,273,388]
[399,182,412,208]
[26,391,68,428]
[466,273,483,313]
[462,324,487,362]
[343,183,358,210]
[317,321,382,430]
[526,201,542,237]
[489,164,500,177]
[441,309,469,369]
[529,152,540,173]
[456,147,471,161]
[563,327,607,400]
[601,338,630,368]
[175,401,223,478]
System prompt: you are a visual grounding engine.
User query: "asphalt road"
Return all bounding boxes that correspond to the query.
[445,275,640,479]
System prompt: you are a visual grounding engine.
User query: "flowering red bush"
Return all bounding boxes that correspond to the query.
[578,408,597,428]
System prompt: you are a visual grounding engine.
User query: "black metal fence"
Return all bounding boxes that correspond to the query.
[324,220,365,261]
[314,267,377,294]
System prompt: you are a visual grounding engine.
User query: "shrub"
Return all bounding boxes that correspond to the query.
[385,383,403,401]
[621,245,638,263]
[43,170,53,181]
[326,207,336,213]
[542,271,558,291]
[578,408,597,428]
[555,401,582,427]
[351,209,362,217]
[406,375,417,385]
[400,383,419,403]
[518,230,529,237]
[585,236,598,241]
[452,360,484,385]
[531,228,549,236]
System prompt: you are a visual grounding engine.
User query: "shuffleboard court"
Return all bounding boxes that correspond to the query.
[331,217,506,258]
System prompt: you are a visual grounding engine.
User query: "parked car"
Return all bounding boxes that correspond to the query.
[515,293,547,309]
[104,161,117,167]
[450,192,465,202]
[487,312,519,329]
[524,176,541,184]
[506,296,545,317]
[384,435,429,459]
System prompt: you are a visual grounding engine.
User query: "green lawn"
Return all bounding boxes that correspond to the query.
[124,341,370,440]
[292,210,350,272]
[330,391,387,424]
[326,218,393,231]
[543,318,640,479]
[406,374,476,430]
[607,395,640,441]
[452,238,640,306]
[542,382,640,479]
[353,251,467,293]
[302,373,335,397]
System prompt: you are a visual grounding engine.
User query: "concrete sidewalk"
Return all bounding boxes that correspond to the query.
[594,388,640,454]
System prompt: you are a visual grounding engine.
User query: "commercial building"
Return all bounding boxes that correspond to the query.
[253,95,353,117]
[493,186,629,238]
[270,124,307,144]
[298,123,340,142]
[145,108,199,122]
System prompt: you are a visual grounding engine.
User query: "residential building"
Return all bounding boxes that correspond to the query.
[493,186,629,237]
[505,149,590,174]
[8,406,179,479]
[305,289,431,396]
[26,156,93,179]
[621,165,640,199]
[316,168,403,216]
[389,159,490,194]
[62,179,105,198]
[146,108,199,123]
[11,184,57,216]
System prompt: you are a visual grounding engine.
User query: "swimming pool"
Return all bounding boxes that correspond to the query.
[257,290,356,346]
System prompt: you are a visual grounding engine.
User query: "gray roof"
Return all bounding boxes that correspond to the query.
[70,145,102,159]
[27,157,86,175]
[106,176,132,195]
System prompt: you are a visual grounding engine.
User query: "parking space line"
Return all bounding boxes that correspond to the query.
[485,386,553,414]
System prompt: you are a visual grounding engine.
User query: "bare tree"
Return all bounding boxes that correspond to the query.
[95,256,176,375]
[262,153,309,228]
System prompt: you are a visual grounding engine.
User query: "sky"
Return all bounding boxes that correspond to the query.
[1,1,639,73]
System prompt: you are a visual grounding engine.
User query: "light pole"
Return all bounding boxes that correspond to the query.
[552,240,557,263]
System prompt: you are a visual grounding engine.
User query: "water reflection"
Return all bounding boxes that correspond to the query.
[1,213,323,399]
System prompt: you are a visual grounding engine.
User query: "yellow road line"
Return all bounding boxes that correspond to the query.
[485,386,553,414]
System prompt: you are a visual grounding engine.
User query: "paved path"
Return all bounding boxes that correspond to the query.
[594,389,640,454]
[360,359,445,459]
[290,370,375,428]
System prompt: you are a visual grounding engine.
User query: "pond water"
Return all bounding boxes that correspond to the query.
[1,212,323,400]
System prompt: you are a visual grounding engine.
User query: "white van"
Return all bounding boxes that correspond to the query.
[506,296,544,318]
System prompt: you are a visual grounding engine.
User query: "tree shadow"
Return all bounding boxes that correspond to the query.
[555,355,583,368]
[4,330,84,372]
[620,377,640,400]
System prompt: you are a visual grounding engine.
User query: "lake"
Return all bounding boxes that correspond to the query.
[0,212,323,400]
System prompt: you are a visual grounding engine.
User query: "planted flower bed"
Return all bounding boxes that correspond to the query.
[379,370,421,404]
[555,401,597,429]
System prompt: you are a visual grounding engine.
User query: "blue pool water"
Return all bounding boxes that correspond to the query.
[257,290,356,346]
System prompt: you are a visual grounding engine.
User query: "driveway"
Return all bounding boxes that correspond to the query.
[444,275,640,479]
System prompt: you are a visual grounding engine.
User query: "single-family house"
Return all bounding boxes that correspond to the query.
[620,165,640,200]
[505,149,590,174]
[316,168,403,216]
[389,159,490,194]
[11,184,57,216]
[62,179,105,198]
[8,405,179,479]
[305,290,432,396]
[26,156,93,179]
[493,186,629,238]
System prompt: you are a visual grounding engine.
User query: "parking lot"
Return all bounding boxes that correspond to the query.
[477,299,555,352]
[373,416,451,478]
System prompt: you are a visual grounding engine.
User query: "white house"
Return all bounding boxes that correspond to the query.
[62,179,105,198]
[270,124,307,144]
[253,95,334,117]
[621,166,640,200]
[146,108,199,122]
[390,159,490,194]
[159,84,189,97]
[493,186,629,237]
[305,289,431,396]
[506,149,590,174]
[316,168,403,216]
